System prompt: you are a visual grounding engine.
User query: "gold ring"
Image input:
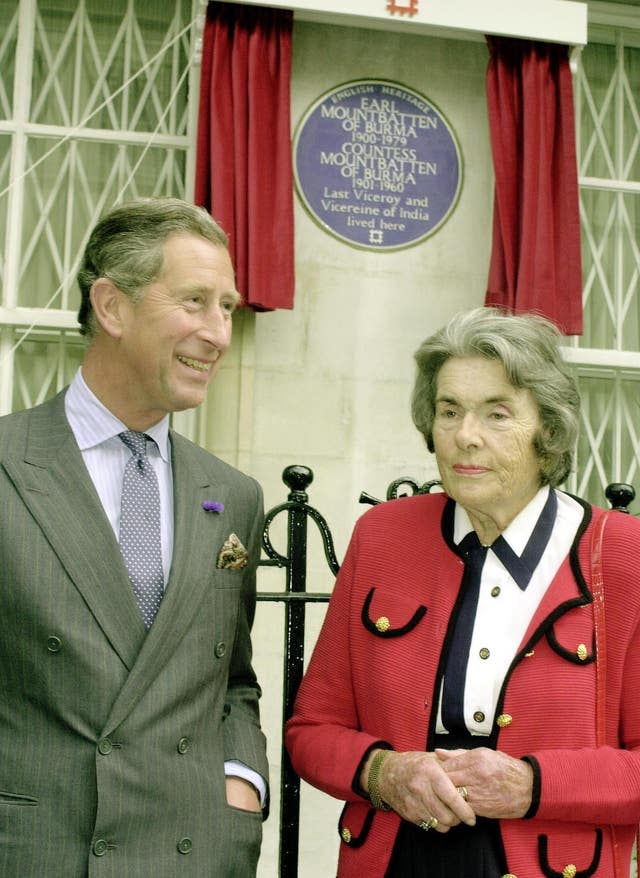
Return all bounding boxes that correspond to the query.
[457,785,469,801]
[418,820,431,831]
[418,815,438,831]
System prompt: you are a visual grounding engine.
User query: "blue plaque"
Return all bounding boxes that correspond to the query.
[294,79,462,251]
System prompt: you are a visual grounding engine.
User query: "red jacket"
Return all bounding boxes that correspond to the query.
[286,492,640,878]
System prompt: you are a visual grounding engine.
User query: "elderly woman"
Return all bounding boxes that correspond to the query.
[286,307,640,878]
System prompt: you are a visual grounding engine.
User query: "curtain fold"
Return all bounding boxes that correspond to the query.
[195,2,294,311]
[485,37,583,335]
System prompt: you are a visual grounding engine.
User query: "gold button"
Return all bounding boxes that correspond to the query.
[525,649,535,658]
[491,586,501,597]
[479,647,490,660]
[341,827,352,843]
[473,711,485,723]
[576,643,588,661]
[375,616,390,632]
[562,866,577,878]
[496,714,512,728]
[501,874,518,878]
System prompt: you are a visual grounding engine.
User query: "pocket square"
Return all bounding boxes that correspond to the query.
[216,533,249,570]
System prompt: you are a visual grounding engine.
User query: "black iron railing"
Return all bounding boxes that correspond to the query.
[258,466,338,877]
[257,467,636,877]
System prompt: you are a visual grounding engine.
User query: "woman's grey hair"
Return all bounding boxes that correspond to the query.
[411,307,580,487]
[77,197,228,337]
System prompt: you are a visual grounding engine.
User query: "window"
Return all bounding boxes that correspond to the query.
[0,0,198,417]
[564,14,640,505]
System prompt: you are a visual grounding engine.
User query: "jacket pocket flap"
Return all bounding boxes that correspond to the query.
[546,606,595,664]
[338,800,375,848]
[361,587,427,638]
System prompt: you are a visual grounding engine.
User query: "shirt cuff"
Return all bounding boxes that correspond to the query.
[224,760,267,808]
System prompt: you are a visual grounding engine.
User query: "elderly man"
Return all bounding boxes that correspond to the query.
[0,198,268,877]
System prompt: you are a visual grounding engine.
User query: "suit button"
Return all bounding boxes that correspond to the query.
[177,737,190,754]
[47,636,62,653]
[214,641,226,658]
[93,839,109,857]
[341,827,352,843]
[473,711,485,723]
[177,837,193,854]
[97,739,113,755]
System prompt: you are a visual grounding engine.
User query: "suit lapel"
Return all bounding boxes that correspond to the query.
[102,431,230,734]
[6,393,235,732]
[2,392,146,668]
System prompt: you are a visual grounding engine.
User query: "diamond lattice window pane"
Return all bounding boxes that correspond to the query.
[574,372,640,505]
[12,334,84,412]
[18,137,186,311]
[0,1,17,120]
[622,45,640,182]
[578,41,618,180]
[580,188,618,350]
[579,189,640,352]
[0,134,10,295]
[31,0,191,134]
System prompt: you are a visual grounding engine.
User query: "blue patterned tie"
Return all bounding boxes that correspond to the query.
[118,431,164,629]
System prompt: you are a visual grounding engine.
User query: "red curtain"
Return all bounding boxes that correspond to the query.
[485,37,583,335]
[195,2,294,311]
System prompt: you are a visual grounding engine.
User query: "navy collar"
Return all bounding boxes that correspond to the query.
[490,488,557,590]
[447,488,558,591]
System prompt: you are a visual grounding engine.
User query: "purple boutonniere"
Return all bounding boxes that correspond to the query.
[202,500,225,513]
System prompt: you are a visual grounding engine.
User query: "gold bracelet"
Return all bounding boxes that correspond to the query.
[367,750,391,811]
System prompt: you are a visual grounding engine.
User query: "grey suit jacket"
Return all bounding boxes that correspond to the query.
[0,391,268,877]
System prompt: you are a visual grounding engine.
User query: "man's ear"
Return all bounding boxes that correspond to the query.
[90,278,128,339]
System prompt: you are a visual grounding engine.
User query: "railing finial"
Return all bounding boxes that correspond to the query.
[605,482,635,513]
[282,465,313,501]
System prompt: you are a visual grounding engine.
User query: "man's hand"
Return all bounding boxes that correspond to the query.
[225,776,262,813]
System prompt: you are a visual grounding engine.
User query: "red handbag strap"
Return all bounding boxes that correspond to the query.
[590,511,638,876]
[590,511,608,747]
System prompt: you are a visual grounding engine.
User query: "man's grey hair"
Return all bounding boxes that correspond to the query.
[411,307,580,487]
[77,197,228,337]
